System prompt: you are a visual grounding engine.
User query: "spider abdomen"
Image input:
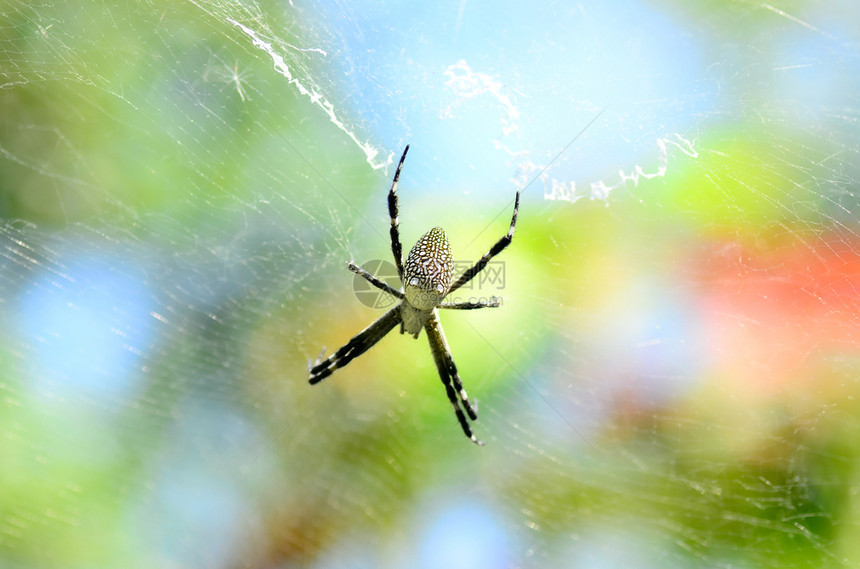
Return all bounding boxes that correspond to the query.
[404,227,453,311]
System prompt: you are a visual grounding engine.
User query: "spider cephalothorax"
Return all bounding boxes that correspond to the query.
[309,145,520,444]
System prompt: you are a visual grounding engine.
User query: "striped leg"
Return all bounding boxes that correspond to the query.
[448,188,520,295]
[387,145,409,280]
[348,261,404,299]
[424,311,483,445]
[309,306,401,384]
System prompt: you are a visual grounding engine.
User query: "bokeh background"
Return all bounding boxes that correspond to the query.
[2,0,860,567]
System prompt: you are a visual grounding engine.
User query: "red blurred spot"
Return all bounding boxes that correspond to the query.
[701,237,860,392]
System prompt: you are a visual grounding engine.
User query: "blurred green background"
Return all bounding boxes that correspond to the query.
[1,0,859,567]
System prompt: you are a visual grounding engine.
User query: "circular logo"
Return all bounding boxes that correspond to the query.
[353,259,402,309]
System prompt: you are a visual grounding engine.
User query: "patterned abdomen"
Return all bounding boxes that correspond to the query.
[404,227,453,310]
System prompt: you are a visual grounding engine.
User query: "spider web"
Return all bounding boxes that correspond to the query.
[1,0,859,567]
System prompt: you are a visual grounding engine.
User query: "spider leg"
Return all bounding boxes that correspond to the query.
[439,297,501,310]
[309,306,401,384]
[447,187,520,295]
[388,145,409,280]
[424,311,484,445]
[348,261,404,299]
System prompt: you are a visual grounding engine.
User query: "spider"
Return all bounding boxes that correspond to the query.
[308,145,520,445]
